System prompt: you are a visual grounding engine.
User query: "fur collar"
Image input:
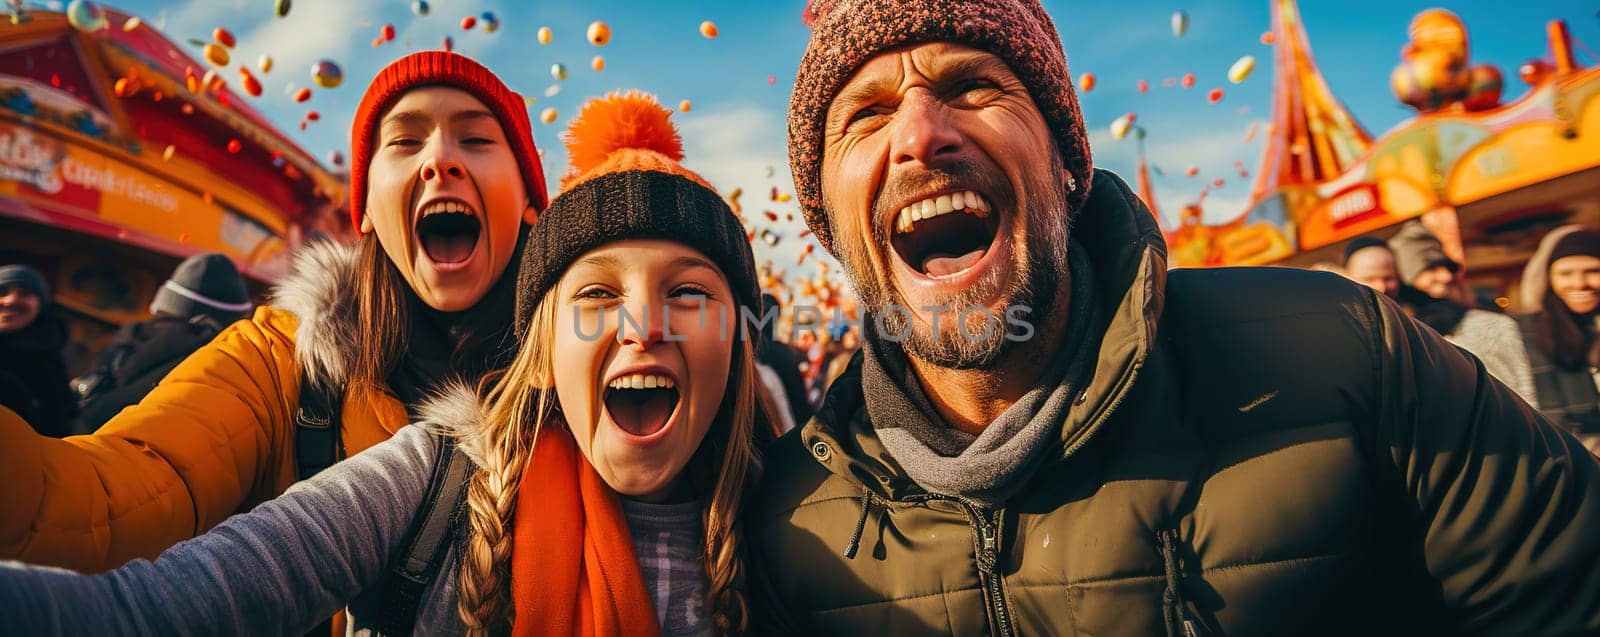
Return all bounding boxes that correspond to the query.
[267,240,364,391]
[413,380,490,467]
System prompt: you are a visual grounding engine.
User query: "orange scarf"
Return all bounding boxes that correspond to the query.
[510,428,662,637]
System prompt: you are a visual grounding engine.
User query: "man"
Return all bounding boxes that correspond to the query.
[0,264,77,437]
[72,253,253,433]
[747,1,1600,635]
[1389,220,1468,303]
[1342,236,1399,299]
[1386,222,1537,405]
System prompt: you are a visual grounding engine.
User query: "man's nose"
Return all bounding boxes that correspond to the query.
[888,91,963,168]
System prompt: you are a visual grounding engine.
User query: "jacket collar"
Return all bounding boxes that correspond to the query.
[267,239,366,393]
[800,169,1170,498]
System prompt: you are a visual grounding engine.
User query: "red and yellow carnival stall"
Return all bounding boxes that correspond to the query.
[1162,2,1600,311]
[0,7,347,372]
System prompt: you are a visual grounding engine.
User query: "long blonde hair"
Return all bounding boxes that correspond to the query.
[456,290,766,635]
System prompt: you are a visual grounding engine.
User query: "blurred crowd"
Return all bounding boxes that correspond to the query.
[0,253,252,438]
[1319,221,1600,454]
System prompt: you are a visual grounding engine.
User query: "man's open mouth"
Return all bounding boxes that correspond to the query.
[603,372,681,438]
[415,199,482,265]
[889,190,998,278]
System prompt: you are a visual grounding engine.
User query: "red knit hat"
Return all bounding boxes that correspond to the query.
[348,51,549,228]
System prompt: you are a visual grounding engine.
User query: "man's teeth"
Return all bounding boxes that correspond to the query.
[607,373,677,390]
[895,191,990,234]
[420,200,472,217]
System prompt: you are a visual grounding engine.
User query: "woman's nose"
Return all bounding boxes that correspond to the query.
[419,146,466,182]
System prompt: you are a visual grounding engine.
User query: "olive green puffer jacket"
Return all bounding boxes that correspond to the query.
[747,171,1600,636]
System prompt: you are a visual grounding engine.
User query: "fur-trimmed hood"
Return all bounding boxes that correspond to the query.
[412,380,491,467]
[267,240,366,392]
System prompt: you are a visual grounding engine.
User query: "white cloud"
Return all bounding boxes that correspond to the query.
[229,2,382,99]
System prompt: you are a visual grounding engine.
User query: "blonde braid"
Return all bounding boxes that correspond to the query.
[457,429,526,635]
[703,345,766,635]
[456,298,562,635]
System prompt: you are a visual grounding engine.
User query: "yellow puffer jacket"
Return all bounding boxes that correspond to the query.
[0,242,414,573]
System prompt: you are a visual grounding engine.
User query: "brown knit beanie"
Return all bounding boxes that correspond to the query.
[789,0,1092,254]
[513,91,758,339]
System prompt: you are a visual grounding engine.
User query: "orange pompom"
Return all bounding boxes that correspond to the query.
[562,90,688,188]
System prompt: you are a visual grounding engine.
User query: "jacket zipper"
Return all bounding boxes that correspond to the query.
[913,494,1016,637]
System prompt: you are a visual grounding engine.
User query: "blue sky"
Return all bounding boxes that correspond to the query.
[62,0,1600,275]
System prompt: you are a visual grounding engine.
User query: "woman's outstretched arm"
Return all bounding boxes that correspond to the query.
[0,424,441,635]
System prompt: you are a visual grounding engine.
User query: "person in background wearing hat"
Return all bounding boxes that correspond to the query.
[1387,221,1537,405]
[1517,225,1600,456]
[0,91,772,637]
[746,0,1600,634]
[1342,236,1400,300]
[1389,220,1472,305]
[0,264,77,438]
[71,253,254,434]
[0,51,550,577]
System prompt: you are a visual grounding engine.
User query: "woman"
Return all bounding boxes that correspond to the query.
[1,92,770,636]
[1517,225,1600,455]
[0,50,549,572]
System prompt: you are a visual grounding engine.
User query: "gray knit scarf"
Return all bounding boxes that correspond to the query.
[866,243,1097,505]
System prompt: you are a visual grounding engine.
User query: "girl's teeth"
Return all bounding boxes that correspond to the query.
[610,373,675,389]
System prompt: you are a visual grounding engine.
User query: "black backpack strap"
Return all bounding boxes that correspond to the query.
[374,433,473,635]
[294,373,342,480]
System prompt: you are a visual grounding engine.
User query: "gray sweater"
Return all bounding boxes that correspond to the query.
[0,424,708,636]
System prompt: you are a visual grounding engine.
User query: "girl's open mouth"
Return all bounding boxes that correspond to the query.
[602,372,681,439]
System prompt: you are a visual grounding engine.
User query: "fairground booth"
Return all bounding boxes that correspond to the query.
[1156,1,1600,312]
[0,6,348,372]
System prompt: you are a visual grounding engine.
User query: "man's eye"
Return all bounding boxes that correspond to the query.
[954,79,999,97]
[847,106,886,127]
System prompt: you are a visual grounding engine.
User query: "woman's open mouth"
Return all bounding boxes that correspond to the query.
[415,199,482,267]
[889,190,1000,278]
[602,372,681,440]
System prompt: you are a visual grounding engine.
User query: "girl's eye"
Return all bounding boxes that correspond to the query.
[385,137,421,148]
[574,286,617,301]
[462,136,495,146]
[670,284,711,301]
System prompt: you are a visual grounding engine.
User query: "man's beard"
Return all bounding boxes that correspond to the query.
[834,158,1073,370]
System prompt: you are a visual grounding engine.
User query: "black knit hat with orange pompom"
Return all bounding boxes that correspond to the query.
[513,91,759,339]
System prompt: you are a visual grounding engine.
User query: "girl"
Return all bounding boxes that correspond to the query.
[1517,225,1600,455]
[0,51,549,573]
[1,92,769,637]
